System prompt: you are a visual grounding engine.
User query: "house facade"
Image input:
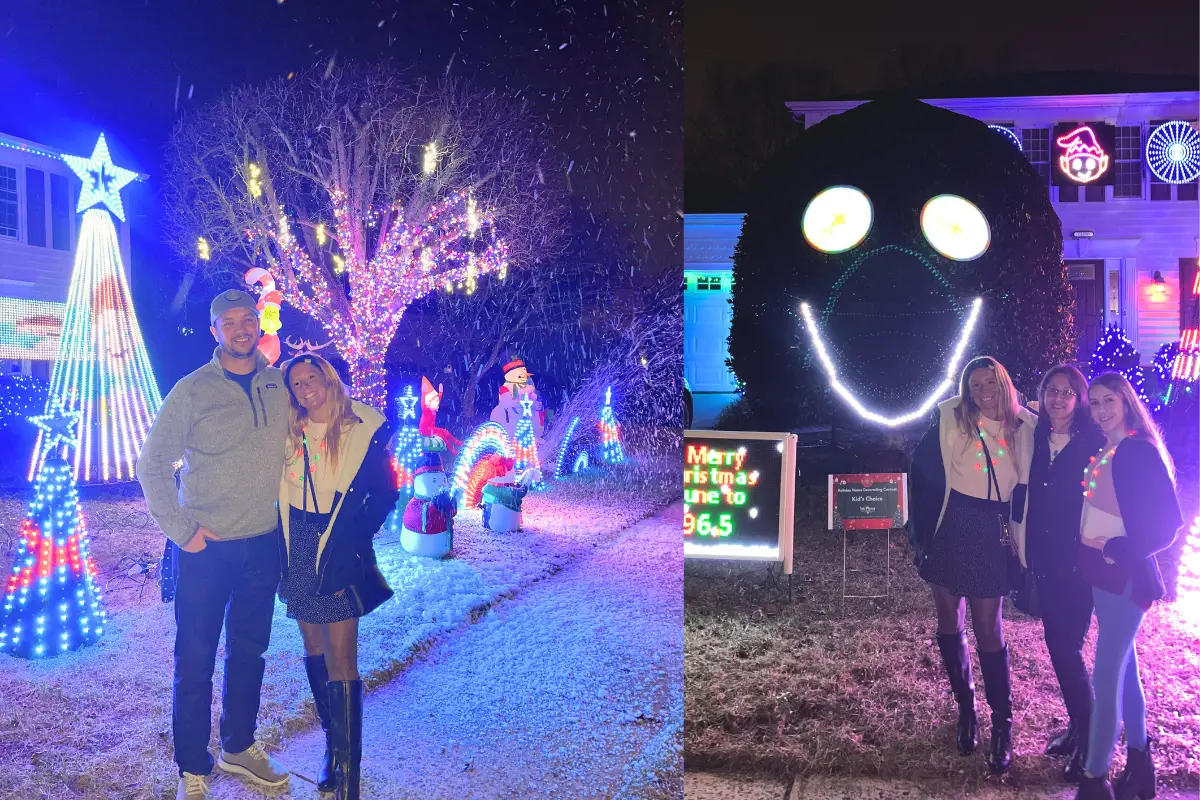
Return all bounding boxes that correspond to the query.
[0,132,136,377]
[684,91,1200,403]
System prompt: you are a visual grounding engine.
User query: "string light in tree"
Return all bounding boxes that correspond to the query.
[197,237,210,261]
[1146,121,1200,184]
[554,416,582,478]
[391,385,424,495]
[1090,324,1146,399]
[798,297,984,428]
[0,399,105,659]
[988,125,1023,151]
[31,135,162,483]
[598,386,625,464]
[513,395,545,488]
[423,142,439,176]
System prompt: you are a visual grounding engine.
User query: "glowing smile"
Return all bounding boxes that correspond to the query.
[799,297,984,427]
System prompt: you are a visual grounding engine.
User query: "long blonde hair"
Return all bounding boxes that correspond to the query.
[1088,371,1175,482]
[282,354,360,470]
[954,356,1023,454]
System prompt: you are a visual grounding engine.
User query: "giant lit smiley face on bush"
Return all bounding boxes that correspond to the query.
[728,98,1069,428]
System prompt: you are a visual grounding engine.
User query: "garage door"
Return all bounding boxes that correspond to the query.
[684,273,737,392]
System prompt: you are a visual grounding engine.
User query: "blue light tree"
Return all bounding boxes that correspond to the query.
[0,396,106,659]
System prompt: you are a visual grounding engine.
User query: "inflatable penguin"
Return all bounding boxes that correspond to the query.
[400,454,459,558]
[481,465,542,533]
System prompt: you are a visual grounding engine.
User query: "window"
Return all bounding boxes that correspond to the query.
[1021,128,1051,187]
[1113,125,1142,198]
[0,165,17,239]
[26,168,46,248]
[50,173,71,251]
[695,275,724,291]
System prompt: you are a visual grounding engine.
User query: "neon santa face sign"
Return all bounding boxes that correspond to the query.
[1055,125,1111,184]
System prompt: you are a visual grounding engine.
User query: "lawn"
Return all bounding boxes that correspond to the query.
[0,452,678,800]
[684,450,1200,795]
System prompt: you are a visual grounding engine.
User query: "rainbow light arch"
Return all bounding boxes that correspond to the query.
[452,422,513,507]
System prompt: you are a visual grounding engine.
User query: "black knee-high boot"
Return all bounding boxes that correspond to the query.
[328,680,363,800]
[303,656,336,792]
[1114,737,1156,800]
[979,646,1013,774]
[936,632,978,756]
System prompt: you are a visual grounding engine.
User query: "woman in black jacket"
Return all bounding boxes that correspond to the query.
[278,354,399,800]
[1075,372,1183,800]
[1026,365,1105,784]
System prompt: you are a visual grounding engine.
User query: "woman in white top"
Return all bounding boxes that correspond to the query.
[909,356,1037,774]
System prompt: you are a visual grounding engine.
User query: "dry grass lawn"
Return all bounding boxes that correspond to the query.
[685,481,1200,795]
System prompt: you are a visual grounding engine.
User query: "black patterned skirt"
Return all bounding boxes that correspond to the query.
[918,490,1013,599]
[279,506,359,625]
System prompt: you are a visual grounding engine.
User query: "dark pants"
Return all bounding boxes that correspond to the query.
[1035,567,1094,724]
[173,533,280,777]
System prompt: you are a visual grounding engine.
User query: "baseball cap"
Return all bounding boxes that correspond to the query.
[210,290,260,325]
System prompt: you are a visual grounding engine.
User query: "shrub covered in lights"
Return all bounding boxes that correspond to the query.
[1090,325,1146,399]
[728,98,1072,428]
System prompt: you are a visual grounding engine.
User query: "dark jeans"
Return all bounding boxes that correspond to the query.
[173,532,280,777]
[1035,567,1094,724]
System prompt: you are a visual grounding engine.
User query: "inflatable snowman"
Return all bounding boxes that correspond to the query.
[400,455,459,558]
[481,465,542,533]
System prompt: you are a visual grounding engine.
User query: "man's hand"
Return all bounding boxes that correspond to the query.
[181,527,220,553]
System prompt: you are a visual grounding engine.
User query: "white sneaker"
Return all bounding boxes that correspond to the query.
[217,741,290,786]
[176,772,210,800]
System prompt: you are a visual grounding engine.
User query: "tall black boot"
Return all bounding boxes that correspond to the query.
[303,656,336,792]
[1114,737,1157,800]
[1076,774,1116,800]
[1063,712,1089,785]
[978,646,1013,774]
[936,632,978,756]
[328,680,363,800]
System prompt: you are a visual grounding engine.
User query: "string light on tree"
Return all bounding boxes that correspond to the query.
[988,125,1023,151]
[391,385,424,495]
[798,297,984,428]
[598,386,625,464]
[423,142,438,176]
[0,399,105,659]
[245,163,263,198]
[315,223,328,246]
[31,134,162,482]
[197,237,210,261]
[1090,324,1146,399]
[1146,121,1200,184]
[554,416,582,478]
[512,395,545,488]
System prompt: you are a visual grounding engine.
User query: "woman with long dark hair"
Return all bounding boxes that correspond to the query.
[278,354,399,800]
[1026,365,1105,783]
[1075,372,1183,800]
[909,356,1037,774]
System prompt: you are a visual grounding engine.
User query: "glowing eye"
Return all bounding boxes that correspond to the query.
[920,195,990,261]
[802,186,872,254]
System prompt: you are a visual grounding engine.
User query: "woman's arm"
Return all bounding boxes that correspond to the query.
[1107,438,1184,563]
[907,414,944,562]
[357,425,402,540]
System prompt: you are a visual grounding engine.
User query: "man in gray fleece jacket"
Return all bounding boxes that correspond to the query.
[137,290,292,800]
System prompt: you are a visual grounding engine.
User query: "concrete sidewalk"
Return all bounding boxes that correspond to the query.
[685,772,1198,800]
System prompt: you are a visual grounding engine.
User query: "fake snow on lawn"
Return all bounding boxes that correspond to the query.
[0,462,678,800]
[213,503,684,800]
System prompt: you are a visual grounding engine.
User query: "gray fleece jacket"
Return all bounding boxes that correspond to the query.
[137,349,291,547]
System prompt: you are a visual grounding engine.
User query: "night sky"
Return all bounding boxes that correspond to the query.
[687,0,1200,115]
[0,0,681,383]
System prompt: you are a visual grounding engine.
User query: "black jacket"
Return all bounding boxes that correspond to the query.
[1103,436,1184,607]
[278,419,399,612]
[1026,421,1106,579]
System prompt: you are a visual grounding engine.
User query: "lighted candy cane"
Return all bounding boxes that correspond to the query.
[244,267,283,364]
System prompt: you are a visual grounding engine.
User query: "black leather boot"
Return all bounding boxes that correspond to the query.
[936,632,978,756]
[303,656,336,792]
[328,680,363,800]
[1046,718,1078,757]
[1114,737,1157,800]
[1076,774,1116,800]
[978,646,1013,774]
[1063,714,1089,785]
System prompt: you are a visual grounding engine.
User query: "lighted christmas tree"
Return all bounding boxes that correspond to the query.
[1,396,106,659]
[1090,324,1146,399]
[512,393,545,489]
[597,386,625,464]
[392,384,424,494]
[29,134,162,482]
[1171,269,1199,386]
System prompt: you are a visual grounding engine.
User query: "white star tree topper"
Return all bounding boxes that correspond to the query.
[61,134,138,222]
[29,394,82,453]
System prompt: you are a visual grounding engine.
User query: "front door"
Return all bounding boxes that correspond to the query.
[1067,260,1104,362]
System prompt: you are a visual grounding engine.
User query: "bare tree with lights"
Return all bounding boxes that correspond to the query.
[163,63,563,407]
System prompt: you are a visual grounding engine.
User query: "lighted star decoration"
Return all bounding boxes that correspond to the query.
[29,394,82,452]
[61,134,138,222]
[396,385,419,421]
[520,395,535,417]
